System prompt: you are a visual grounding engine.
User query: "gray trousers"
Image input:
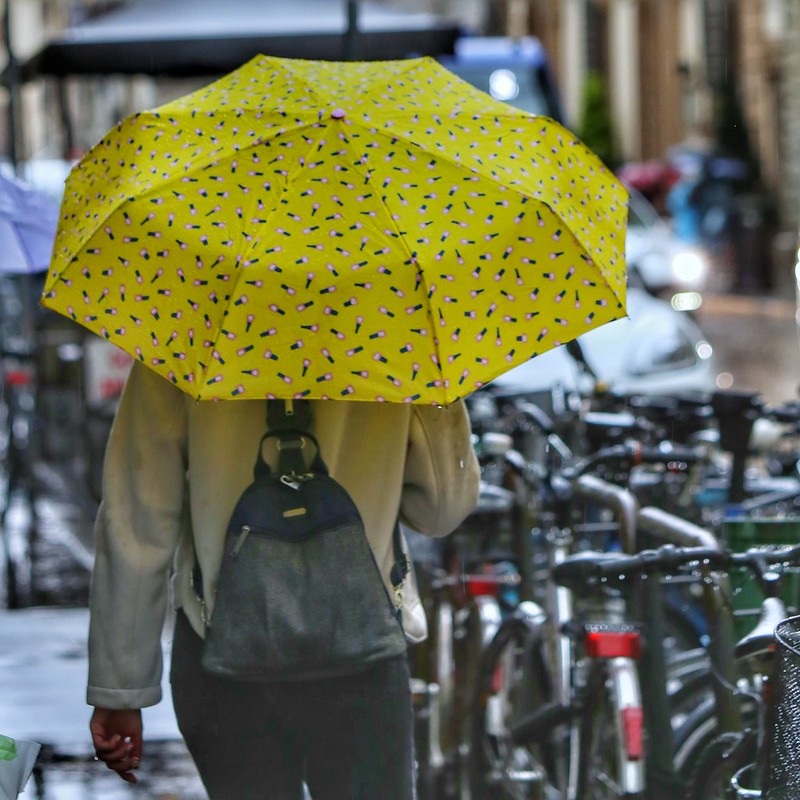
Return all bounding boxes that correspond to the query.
[170,610,415,800]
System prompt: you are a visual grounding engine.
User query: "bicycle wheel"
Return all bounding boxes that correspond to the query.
[432,597,456,752]
[673,694,758,786]
[412,598,457,800]
[574,657,645,799]
[469,611,565,800]
[685,731,758,800]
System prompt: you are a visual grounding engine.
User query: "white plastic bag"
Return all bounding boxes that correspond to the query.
[0,734,40,799]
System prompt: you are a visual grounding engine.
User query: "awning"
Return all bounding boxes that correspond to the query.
[16,0,461,81]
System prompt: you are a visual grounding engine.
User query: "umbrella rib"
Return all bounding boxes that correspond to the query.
[199,124,333,390]
[336,122,448,404]
[359,121,628,307]
[267,56,326,109]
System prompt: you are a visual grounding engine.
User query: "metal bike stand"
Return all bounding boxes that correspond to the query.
[638,507,742,797]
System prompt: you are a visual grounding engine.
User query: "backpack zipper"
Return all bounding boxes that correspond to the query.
[231,525,251,557]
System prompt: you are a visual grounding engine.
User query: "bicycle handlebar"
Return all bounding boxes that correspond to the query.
[573,475,639,554]
[0,347,36,361]
[552,541,800,589]
[559,441,703,482]
[637,506,719,549]
[511,399,557,436]
[762,399,800,426]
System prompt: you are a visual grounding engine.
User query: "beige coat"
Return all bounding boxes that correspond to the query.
[87,362,480,709]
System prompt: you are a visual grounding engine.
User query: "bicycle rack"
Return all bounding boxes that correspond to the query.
[638,506,742,798]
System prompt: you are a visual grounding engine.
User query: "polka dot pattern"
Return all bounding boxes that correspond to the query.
[43,55,628,404]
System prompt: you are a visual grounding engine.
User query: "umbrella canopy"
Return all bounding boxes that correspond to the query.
[43,55,628,404]
[0,173,60,275]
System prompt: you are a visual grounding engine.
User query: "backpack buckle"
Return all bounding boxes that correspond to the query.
[281,474,302,490]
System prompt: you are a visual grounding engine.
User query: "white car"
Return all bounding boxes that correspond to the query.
[487,285,717,397]
[626,188,708,309]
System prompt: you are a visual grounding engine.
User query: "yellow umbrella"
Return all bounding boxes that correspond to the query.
[43,55,628,404]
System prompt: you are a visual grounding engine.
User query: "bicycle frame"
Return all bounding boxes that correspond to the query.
[636,506,739,796]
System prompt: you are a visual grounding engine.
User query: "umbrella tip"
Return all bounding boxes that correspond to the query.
[331,108,346,120]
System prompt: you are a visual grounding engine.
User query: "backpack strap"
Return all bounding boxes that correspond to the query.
[264,399,313,478]
[389,522,410,610]
[253,429,328,481]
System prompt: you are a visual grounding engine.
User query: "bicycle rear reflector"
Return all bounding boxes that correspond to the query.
[621,706,644,760]
[464,577,500,597]
[583,625,642,659]
[5,369,33,387]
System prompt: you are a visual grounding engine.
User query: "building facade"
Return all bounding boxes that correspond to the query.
[471,0,799,228]
[4,0,800,227]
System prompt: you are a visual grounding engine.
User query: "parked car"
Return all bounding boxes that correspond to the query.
[626,186,708,308]
[437,35,565,122]
[487,284,717,397]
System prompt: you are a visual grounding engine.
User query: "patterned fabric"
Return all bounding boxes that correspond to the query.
[43,55,628,404]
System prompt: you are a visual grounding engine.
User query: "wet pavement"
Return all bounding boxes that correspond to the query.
[0,465,207,799]
[698,292,800,403]
[2,287,799,798]
[1,608,205,800]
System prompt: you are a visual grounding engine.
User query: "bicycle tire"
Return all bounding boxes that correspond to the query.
[468,613,565,800]
[685,731,758,800]
[574,657,645,799]
[414,598,457,800]
[673,694,758,785]
[666,649,714,732]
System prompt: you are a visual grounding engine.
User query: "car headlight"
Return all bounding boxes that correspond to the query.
[489,69,520,101]
[628,328,699,376]
[671,249,707,286]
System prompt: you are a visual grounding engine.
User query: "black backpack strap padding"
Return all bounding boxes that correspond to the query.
[253,429,328,481]
[265,399,315,477]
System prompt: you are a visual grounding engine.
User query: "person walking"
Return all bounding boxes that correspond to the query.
[88,361,480,799]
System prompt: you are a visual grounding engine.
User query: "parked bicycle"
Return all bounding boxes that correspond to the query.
[0,345,39,608]
[683,542,800,799]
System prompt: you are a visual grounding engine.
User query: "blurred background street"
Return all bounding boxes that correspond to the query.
[2,0,800,797]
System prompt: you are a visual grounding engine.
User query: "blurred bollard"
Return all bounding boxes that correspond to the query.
[770,230,797,301]
[732,192,775,294]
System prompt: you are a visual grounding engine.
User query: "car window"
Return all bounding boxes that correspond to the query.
[447,64,554,117]
[627,190,662,230]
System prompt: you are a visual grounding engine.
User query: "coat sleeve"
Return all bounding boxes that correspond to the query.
[87,362,188,709]
[399,400,480,537]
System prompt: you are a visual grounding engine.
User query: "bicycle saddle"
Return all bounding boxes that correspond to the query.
[734,596,786,659]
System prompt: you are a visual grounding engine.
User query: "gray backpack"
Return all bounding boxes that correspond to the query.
[197,399,409,681]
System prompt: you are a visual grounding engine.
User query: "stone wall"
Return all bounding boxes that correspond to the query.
[781,0,800,225]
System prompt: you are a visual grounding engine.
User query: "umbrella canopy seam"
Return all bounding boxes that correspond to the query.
[328,121,446,400]
[49,113,324,279]
[358,120,628,309]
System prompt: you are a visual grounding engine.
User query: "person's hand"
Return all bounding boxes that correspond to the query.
[89,707,143,783]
